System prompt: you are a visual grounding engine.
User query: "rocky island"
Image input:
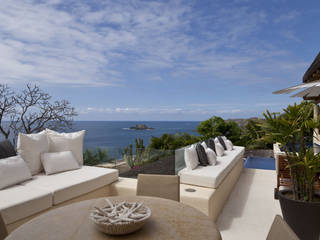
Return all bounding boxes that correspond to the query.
[130,124,154,130]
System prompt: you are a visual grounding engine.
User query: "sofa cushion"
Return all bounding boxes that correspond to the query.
[41,151,80,175]
[215,136,227,150]
[0,140,16,159]
[225,140,233,151]
[215,142,225,157]
[0,185,52,224]
[206,138,216,153]
[178,146,245,188]
[17,131,49,175]
[184,145,199,170]
[205,148,217,165]
[0,155,32,190]
[46,129,85,165]
[196,144,209,166]
[21,166,118,204]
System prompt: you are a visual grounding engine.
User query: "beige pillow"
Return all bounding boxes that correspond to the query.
[215,142,224,157]
[17,130,49,175]
[225,140,233,151]
[205,148,217,165]
[46,129,85,165]
[184,145,199,170]
[41,151,80,175]
[0,155,32,189]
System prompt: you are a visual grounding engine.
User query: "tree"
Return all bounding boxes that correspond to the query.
[197,116,242,145]
[241,119,272,149]
[0,84,77,141]
[0,85,16,139]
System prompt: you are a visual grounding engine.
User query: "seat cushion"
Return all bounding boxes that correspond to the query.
[21,166,119,204]
[178,146,245,188]
[0,185,52,224]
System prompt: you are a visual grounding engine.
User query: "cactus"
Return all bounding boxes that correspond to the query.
[135,138,145,164]
[123,144,134,168]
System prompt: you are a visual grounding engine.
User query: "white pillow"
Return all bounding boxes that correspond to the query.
[184,145,199,170]
[0,155,32,189]
[225,140,233,151]
[215,142,224,157]
[201,141,208,149]
[205,148,217,165]
[41,151,80,175]
[17,130,49,175]
[46,129,85,165]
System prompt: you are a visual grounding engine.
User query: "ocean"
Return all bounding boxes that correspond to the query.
[72,121,200,152]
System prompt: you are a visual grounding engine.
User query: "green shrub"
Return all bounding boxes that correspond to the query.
[83,147,113,166]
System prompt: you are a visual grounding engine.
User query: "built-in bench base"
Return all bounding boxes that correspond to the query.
[109,159,244,222]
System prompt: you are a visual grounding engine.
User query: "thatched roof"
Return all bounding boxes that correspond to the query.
[303,52,320,83]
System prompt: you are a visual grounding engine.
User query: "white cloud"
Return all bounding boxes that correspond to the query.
[0,0,305,88]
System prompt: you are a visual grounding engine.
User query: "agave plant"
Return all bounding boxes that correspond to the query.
[262,101,320,202]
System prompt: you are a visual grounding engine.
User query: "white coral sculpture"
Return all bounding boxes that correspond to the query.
[90,199,150,224]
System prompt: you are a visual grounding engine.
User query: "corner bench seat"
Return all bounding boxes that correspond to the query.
[0,185,52,225]
[0,166,118,225]
[178,146,245,188]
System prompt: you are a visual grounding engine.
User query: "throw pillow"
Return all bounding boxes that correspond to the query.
[196,143,209,166]
[41,151,80,175]
[17,130,49,175]
[184,145,199,170]
[0,140,16,159]
[46,129,85,165]
[225,140,233,151]
[205,148,217,165]
[215,142,225,157]
[215,136,227,150]
[0,155,32,189]
[201,141,208,149]
[206,138,216,153]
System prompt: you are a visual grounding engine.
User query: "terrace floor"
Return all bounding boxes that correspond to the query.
[217,168,281,240]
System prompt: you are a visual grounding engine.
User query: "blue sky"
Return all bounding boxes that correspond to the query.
[0,0,319,121]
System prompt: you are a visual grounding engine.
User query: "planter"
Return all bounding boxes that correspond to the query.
[278,190,320,240]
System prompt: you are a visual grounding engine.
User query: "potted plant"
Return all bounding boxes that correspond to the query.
[262,101,320,240]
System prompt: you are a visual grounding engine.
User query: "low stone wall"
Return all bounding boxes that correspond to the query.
[244,149,274,158]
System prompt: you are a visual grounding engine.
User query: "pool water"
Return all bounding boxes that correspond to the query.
[244,157,275,170]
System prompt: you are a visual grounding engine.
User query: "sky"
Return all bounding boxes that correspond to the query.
[0,0,319,121]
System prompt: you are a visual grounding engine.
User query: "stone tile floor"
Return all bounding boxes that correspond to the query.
[217,168,281,240]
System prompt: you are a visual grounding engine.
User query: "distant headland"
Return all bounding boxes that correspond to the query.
[129,124,154,130]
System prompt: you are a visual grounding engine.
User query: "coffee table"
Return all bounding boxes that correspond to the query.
[6,196,221,240]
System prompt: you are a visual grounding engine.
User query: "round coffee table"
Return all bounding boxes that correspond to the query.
[6,196,222,240]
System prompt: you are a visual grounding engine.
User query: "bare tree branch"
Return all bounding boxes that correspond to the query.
[0,84,77,142]
[0,84,16,139]
[14,84,77,134]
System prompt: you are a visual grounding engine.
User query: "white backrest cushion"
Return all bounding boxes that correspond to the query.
[46,129,85,165]
[17,130,49,175]
[215,142,224,156]
[41,151,80,175]
[225,140,233,151]
[184,145,199,170]
[201,141,208,149]
[0,155,32,189]
[205,148,217,165]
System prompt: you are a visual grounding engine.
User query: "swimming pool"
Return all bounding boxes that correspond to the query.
[244,157,275,170]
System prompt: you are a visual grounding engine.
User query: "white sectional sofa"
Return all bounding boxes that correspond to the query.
[175,144,245,220]
[0,166,118,232]
[178,146,245,188]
